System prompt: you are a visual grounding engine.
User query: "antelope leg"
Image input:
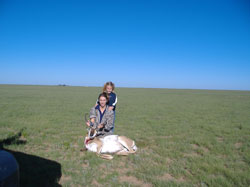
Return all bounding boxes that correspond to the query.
[118,136,136,154]
[96,143,113,160]
[97,153,113,160]
[116,150,129,156]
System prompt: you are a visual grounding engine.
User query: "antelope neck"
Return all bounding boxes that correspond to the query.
[85,138,90,144]
[85,137,94,144]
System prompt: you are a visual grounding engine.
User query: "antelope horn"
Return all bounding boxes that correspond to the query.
[85,112,96,128]
[84,113,89,122]
[88,128,97,139]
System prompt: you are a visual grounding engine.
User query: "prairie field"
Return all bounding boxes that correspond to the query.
[0,84,250,187]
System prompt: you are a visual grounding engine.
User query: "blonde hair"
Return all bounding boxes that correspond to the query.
[103,81,115,92]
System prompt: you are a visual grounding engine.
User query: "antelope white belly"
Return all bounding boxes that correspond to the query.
[100,135,123,153]
[86,143,98,152]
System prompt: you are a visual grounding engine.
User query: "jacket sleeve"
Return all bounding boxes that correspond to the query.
[104,110,114,131]
[108,93,117,107]
[89,107,98,128]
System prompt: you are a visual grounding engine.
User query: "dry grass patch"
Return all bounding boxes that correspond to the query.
[158,173,175,180]
[165,157,173,164]
[92,179,101,186]
[201,146,209,153]
[183,152,200,157]
[115,161,132,175]
[234,142,242,149]
[82,161,89,168]
[59,174,71,185]
[191,144,199,149]
[119,175,152,187]
[158,173,186,182]
[216,137,224,142]
[116,167,130,175]
[98,159,134,176]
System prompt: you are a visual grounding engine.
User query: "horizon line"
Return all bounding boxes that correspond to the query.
[0,83,249,92]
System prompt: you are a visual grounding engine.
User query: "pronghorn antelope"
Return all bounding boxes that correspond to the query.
[84,115,137,160]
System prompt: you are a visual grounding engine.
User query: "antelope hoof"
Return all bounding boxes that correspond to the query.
[80,148,88,152]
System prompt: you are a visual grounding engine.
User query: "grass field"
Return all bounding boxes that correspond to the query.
[0,84,250,187]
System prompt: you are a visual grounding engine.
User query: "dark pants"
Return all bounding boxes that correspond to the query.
[112,111,116,133]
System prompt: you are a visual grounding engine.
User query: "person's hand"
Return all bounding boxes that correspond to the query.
[98,124,104,129]
[108,106,114,111]
[86,120,90,127]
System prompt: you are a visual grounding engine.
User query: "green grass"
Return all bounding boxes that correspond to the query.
[0,84,250,186]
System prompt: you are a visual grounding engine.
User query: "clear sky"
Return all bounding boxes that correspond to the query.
[0,0,250,90]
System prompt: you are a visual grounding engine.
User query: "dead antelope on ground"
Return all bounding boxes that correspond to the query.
[83,116,137,160]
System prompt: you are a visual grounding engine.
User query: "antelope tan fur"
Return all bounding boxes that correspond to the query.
[84,127,137,160]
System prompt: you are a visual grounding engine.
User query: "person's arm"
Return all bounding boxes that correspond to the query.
[108,106,114,110]
[103,110,114,131]
[98,123,104,129]
[88,106,103,129]
[88,107,98,128]
[86,118,96,127]
[86,118,103,129]
[108,94,117,110]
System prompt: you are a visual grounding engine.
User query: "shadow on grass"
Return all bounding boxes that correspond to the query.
[4,148,62,187]
[1,129,62,186]
[0,128,27,148]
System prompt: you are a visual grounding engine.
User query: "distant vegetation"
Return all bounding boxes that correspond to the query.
[58,84,68,87]
[0,85,249,186]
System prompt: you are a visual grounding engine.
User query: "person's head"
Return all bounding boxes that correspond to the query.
[103,81,115,94]
[98,92,109,107]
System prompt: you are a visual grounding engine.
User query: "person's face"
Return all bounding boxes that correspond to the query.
[99,96,107,107]
[106,85,113,94]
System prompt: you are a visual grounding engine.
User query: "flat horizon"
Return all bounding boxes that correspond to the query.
[1,83,249,92]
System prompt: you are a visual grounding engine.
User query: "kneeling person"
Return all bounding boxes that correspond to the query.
[86,92,114,137]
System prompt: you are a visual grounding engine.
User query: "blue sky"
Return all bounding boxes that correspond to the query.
[0,0,249,90]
